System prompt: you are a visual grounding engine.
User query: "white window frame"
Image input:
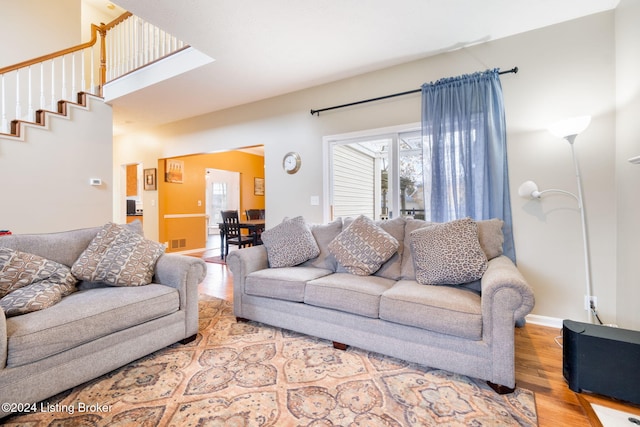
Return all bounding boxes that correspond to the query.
[322,122,421,223]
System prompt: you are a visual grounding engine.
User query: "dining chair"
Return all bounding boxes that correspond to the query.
[244,209,265,244]
[245,209,265,220]
[221,210,255,259]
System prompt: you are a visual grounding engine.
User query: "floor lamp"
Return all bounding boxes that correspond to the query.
[518,116,594,323]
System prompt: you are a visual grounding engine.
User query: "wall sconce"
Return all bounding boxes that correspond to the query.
[519,116,594,323]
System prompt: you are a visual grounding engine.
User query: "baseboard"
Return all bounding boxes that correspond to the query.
[525,314,563,329]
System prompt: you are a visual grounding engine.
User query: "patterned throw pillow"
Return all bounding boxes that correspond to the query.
[328,215,399,276]
[71,222,165,286]
[0,247,77,317]
[261,217,320,268]
[410,217,488,285]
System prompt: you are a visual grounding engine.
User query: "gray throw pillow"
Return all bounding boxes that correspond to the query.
[477,218,504,260]
[301,218,343,271]
[410,217,487,285]
[71,222,165,287]
[261,216,320,268]
[328,215,399,276]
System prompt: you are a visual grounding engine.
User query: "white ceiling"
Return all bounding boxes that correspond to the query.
[102,0,619,134]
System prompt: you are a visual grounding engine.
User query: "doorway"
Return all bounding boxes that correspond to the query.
[205,168,240,248]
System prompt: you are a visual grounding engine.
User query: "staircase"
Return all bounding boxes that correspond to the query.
[0,11,187,140]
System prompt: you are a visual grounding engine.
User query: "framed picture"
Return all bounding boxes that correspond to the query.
[143,168,157,191]
[254,177,265,196]
[165,159,184,183]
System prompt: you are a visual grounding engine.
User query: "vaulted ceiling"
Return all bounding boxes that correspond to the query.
[105,0,619,134]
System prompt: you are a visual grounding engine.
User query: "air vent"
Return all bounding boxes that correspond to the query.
[170,239,187,249]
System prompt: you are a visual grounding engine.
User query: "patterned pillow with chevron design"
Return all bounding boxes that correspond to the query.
[328,215,399,276]
[71,222,165,287]
[0,247,77,317]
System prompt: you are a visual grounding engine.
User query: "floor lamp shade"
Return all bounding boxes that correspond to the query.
[548,116,591,140]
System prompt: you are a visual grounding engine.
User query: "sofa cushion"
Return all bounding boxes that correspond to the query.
[71,222,165,287]
[410,218,487,285]
[4,284,178,367]
[0,221,143,268]
[380,280,482,340]
[301,219,343,271]
[400,218,505,280]
[305,273,396,318]
[245,267,333,302]
[261,216,320,268]
[328,215,399,276]
[0,248,78,317]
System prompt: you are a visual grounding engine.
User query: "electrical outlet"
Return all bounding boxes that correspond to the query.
[584,295,598,311]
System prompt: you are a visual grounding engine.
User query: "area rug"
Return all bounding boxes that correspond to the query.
[3,296,537,426]
[204,255,226,264]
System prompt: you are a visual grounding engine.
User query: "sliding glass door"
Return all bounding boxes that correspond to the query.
[326,127,423,221]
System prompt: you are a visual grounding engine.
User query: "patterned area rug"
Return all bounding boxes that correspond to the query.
[4,296,537,426]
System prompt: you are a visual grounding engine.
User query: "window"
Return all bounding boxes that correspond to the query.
[324,124,423,221]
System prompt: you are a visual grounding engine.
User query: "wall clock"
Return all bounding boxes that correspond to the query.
[283,152,301,174]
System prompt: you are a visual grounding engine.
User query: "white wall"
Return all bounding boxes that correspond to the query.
[0,0,81,67]
[615,0,640,329]
[112,132,162,238]
[0,0,114,234]
[0,96,113,233]
[114,12,629,327]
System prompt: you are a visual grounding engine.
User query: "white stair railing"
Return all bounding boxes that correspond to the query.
[105,14,185,82]
[0,12,188,136]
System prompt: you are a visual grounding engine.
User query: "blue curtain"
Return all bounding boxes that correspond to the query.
[421,69,515,262]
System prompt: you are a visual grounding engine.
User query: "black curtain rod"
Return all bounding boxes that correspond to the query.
[310,66,518,116]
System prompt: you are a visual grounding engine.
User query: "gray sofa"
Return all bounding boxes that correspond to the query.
[227,216,534,392]
[0,222,206,418]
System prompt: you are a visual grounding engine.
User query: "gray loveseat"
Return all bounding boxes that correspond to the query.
[0,222,206,418]
[227,215,534,392]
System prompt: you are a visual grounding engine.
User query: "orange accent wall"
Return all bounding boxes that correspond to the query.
[158,150,264,252]
[126,164,138,196]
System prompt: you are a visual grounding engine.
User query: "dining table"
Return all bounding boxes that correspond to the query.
[217,219,265,259]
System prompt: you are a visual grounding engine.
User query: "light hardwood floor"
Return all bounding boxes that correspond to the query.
[193,254,640,427]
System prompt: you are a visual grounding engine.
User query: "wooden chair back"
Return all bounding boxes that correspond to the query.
[221,210,242,238]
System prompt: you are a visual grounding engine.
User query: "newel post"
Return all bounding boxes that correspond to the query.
[98,24,107,98]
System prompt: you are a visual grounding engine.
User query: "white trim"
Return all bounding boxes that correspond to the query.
[525,314,563,329]
[322,122,421,223]
[172,247,207,255]
[0,93,100,142]
[103,47,215,102]
[164,213,207,219]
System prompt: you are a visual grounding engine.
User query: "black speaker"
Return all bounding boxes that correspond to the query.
[563,319,640,404]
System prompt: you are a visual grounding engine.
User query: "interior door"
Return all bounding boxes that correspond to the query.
[206,168,240,231]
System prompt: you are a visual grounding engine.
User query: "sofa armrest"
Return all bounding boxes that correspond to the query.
[480,256,535,387]
[481,256,535,324]
[153,254,207,337]
[226,245,269,317]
